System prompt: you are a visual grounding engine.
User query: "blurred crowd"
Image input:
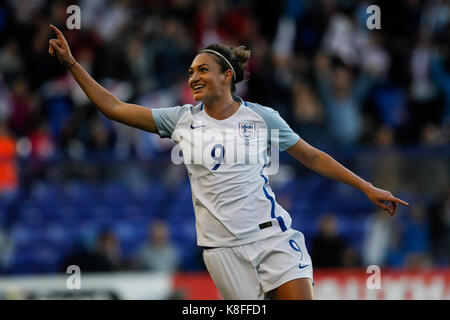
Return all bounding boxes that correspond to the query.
[61,219,181,273]
[0,0,449,162]
[0,0,449,273]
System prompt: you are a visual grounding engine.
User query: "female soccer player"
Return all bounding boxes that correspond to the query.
[48,25,408,300]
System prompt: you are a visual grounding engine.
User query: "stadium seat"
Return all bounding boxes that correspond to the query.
[10,244,62,274]
[129,182,166,203]
[63,181,100,204]
[29,182,67,204]
[98,182,131,203]
[18,203,47,226]
[113,218,151,258]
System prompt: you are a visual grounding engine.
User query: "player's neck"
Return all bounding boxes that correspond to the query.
[203,95,240,120]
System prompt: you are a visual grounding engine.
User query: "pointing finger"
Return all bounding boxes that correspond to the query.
[50,24,64,41]
[392,197,409,206]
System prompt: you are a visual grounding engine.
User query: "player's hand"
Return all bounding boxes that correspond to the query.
[364,184,409,216]
[48,25,76,68]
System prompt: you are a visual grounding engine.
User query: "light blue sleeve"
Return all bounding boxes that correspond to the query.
[248,103,300,151]
[151,105,190,138]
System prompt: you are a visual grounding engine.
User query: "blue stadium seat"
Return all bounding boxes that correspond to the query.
[117,203,155,220]
[63,181,100,204]
[18,203,47,226]
[113,218,151,258]
[9,250,39,274]
[10,224,40,249]
[167,201,195,217]
[177,242,203,271]
[129,183,166,203]
[42,223,78,250]
[323,182,373,213]
[0,205,7,227]
[168,208,196,246]
[87,203,121,222]
[292,197,314,215]
[58,204,86,223]
[29,182,67,204]
[10,244,62,274]
[98,182,131,203]
[170,180,193,203]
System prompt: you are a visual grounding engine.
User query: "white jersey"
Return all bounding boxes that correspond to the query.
[152,96,300,247]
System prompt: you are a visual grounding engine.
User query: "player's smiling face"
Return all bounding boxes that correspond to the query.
[188,53,231,102]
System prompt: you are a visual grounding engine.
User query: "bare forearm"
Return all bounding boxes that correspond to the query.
[307,150,372,193]
[69,62,120,119]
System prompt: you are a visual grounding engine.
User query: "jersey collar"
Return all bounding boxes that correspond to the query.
[199,95,247,111]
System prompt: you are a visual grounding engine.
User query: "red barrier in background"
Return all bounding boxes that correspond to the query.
[172,269,450,300]
[314,268,450,300]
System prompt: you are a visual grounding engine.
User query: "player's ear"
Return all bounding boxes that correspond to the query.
[224,69,233,84]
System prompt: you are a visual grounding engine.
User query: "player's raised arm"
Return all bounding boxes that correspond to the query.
[286,138,409,216]
[48,25,158,133]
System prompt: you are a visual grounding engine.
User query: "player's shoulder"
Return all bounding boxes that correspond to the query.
[171,103,203,129]
[169,103,196,112]
[245,101,279,115]
[244,101,282,124]
[172,102,203,116]
[162,102,202,118]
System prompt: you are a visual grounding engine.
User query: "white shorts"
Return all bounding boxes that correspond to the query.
[202,228,313,300]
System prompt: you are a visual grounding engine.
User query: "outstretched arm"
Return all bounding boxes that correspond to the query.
[48,25,158,133]
[286,138,409,215]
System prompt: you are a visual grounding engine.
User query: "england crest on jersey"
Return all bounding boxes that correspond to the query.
[239,121,256,141]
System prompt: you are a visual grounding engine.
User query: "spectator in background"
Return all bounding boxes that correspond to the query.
[290,79,325,146]
[29,122,55,160]
[427,188,450,266]
[430,25,450,129]
[0,122,18,195]
[321,11,358,67]
[19,121,56,191]
[341,246,361,268]
[314,53,373,147]
[87,117,116,159]
[370,136,403,200]
[0,39,24,81]
[134,219,180,272]
[384,203,433,269]
[62,229,126,272]
[0,227,13,274]
[8,77,35,137]
[409,31,438,120]
[401,204,432,269]
[311,213,349,268]
[357,32,391,80]
[384,219,406,268]
[362,209,395,267]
